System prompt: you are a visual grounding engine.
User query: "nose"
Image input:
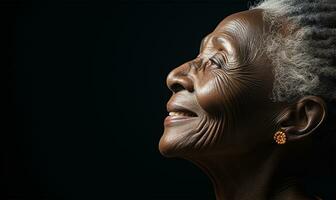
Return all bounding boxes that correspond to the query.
[166,62,194,93]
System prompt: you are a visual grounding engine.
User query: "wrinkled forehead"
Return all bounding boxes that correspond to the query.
[200,9,266,60]
[214,9,265,35]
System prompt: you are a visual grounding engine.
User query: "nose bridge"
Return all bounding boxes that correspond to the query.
[166,62,194,93]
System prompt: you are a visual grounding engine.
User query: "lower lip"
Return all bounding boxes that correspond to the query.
[164,115,197,126]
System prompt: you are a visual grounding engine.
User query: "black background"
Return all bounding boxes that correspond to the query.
[3,0,252,199]
[2,0,334,200]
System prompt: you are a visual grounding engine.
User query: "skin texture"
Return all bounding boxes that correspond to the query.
[159,9,328,200]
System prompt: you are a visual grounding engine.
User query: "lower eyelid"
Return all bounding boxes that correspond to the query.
[213,53,226,67]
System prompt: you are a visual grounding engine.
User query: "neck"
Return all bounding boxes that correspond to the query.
[187,146,314,200]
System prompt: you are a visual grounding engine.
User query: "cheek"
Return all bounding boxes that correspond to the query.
[195,70,238,115]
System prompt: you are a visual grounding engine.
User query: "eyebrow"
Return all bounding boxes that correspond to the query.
[200,36,210,52]
[200,34,233,52]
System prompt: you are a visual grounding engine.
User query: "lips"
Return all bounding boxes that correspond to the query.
[169,110,197,117]
[164,103,198,126]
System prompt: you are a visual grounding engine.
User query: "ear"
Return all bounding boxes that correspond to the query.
[278,96,327,142]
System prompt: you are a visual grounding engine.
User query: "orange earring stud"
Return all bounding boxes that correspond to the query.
[274,130,287,144]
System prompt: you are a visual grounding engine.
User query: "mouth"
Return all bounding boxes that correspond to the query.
[164,106,198,126]
[168,110,197,117]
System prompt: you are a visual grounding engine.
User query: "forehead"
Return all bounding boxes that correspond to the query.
[200,9,265,57]
[214,9,265,35]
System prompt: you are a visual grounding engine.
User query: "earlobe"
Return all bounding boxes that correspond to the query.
[277,96,327,142]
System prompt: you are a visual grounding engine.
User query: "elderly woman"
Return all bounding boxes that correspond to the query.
[159,0,335,199]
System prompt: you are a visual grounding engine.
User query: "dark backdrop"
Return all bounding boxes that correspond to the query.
[5,0,331,200]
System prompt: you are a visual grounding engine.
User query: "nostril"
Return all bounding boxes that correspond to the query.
[166,63,194,93]
[170,83,185,93]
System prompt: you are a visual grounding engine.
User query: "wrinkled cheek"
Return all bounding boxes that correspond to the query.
[196,71,241,140]
[196,78,226,115]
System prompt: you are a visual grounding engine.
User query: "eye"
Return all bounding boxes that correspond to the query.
[208,53,227,69]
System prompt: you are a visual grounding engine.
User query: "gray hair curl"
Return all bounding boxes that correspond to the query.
[251,0,336,102]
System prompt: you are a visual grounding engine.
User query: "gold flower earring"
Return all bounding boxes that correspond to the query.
[273,130,287,144]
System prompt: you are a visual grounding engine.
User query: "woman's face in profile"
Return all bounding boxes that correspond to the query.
[159,9,285,158]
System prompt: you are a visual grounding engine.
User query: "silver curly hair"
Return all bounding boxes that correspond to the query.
[251,0,336,102]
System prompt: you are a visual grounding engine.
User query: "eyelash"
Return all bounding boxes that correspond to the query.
[208,53,227,69]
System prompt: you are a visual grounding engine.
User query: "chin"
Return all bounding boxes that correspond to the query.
[159,132,183,157]
[158,129,196,158]
[158,139,176,157]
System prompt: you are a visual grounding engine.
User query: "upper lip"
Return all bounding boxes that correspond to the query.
[166,102,198,117]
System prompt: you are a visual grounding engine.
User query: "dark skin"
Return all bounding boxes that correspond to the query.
[159,9,327,200]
